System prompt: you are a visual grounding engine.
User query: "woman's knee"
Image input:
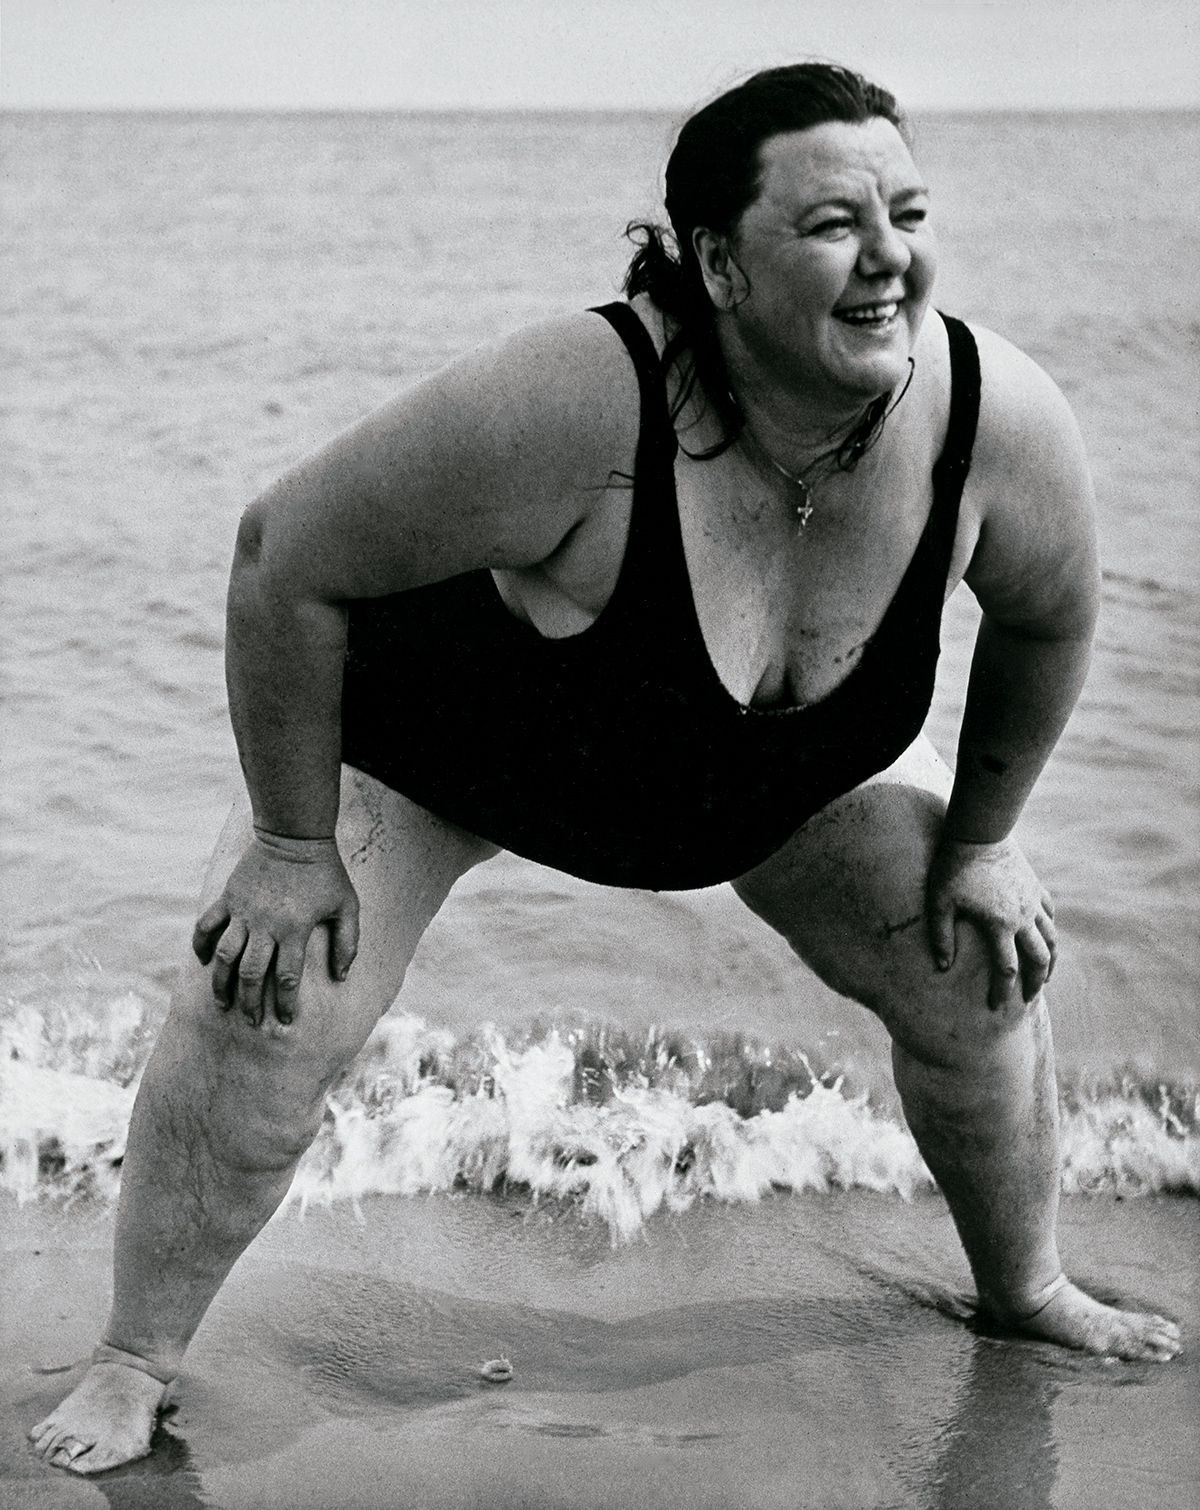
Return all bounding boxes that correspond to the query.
[867,925,1038,1068]
[150,954,371,1173]
[143,766,499,1185]
[175,769,495,1159]
[752,880,1030,1069]
[733,772,1035,1068]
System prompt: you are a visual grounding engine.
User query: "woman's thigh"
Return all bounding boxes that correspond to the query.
[732,734,993,1045]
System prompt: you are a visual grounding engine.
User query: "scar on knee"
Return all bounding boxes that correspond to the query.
[881,912,923,938]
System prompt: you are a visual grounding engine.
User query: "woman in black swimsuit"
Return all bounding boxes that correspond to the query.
[33,62,1180,1475]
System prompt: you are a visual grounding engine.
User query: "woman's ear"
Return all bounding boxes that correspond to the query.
[691,227,746,311]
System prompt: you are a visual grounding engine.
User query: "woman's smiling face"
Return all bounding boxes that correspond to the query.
[699,116,938,410]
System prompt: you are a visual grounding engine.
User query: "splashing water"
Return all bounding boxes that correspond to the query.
[3,994,1196,1239]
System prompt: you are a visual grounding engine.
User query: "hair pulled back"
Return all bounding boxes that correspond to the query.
[625,62,909,454]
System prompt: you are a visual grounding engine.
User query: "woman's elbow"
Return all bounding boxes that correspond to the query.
[232,499,268,571]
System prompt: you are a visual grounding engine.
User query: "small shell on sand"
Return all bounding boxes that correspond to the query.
[478,1357,514,1384]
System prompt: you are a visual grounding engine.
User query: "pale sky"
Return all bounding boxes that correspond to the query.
[2,0,1197,112]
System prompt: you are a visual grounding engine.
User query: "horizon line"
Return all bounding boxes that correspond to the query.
[5,100,1198,116]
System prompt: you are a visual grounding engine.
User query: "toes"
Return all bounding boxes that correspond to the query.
[1117,1313,1182,1362]
[74,1440,149,1475]
[48,1437,94,1471]
[1146,1327,1182,1361]
[28,1414,66,1449]
[37,1423,151,1475]
[31,1424,71,1459]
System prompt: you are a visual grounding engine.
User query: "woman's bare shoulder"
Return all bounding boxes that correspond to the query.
[425,309,639,444]
[964,320,1086,473]
[957,320,1099,634]
[242,308,644,598]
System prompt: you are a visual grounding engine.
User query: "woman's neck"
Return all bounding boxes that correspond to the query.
[721,343,890,472]
[645,296,911,475]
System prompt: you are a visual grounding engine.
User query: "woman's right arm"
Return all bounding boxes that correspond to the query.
[192,313,637,1026]
[190,517,356,1028]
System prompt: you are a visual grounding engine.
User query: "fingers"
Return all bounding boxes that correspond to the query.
[205,917,350,1025]
[193,843,359,1024]
[1035,911,1058,980]
[989,908,1057,1009]
[927,895,957,972]
[329,898,361,983]
[207,923,349,1027]
[192,899,230,964]
[927,839,1058,1010]
[272,939,307,1026]
[210,923,284,1026]
[984,925,1022,1013]
[235,934,278,1027]
[211,919,248,1007]
[1016,920,1053,1002]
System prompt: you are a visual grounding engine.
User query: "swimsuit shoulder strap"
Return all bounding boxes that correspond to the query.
[933,312,982,493]
[584,302,688,617]
[589,302,679,467]
[870,313,981,647]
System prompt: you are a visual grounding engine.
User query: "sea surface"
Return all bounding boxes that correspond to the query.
[1,109,1197,1232]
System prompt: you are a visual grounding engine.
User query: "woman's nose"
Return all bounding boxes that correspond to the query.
[858,216,911,278]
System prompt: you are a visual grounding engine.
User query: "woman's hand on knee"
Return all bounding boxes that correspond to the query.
[925,832,1056,1012]
[192,830,360,1028]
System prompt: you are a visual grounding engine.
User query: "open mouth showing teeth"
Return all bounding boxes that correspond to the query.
[835,302,899,325]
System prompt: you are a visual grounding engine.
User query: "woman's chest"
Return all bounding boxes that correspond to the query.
[675,441,944,708]
[491,369,978,714]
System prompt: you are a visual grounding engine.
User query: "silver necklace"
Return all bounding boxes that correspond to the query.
[739,425,825,527]
[732,358,916,530]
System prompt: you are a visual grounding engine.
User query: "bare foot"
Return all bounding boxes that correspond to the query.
[29,1361,170,1474]
[994,1275,1182,1362]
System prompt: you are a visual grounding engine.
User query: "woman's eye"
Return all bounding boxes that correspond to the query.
[808,217,853,237]
[894,207,928,228]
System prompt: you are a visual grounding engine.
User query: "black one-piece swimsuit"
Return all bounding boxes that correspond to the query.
[341,303,981,890]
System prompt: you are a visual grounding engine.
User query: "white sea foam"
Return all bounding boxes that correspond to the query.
[284,1017,932,1241]
[3,1000,1195,1238]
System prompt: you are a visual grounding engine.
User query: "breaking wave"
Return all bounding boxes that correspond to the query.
[2,993,1196,1240]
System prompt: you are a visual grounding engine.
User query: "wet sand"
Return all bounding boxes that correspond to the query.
[2,1190,1197,1509]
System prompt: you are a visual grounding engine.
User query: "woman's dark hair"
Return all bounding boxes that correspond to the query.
[625,62,910,456]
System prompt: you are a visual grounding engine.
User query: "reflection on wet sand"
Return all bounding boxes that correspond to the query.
[924,1337,1059,1510]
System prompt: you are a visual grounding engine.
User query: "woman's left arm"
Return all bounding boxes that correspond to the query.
[927,326,1101,1008]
